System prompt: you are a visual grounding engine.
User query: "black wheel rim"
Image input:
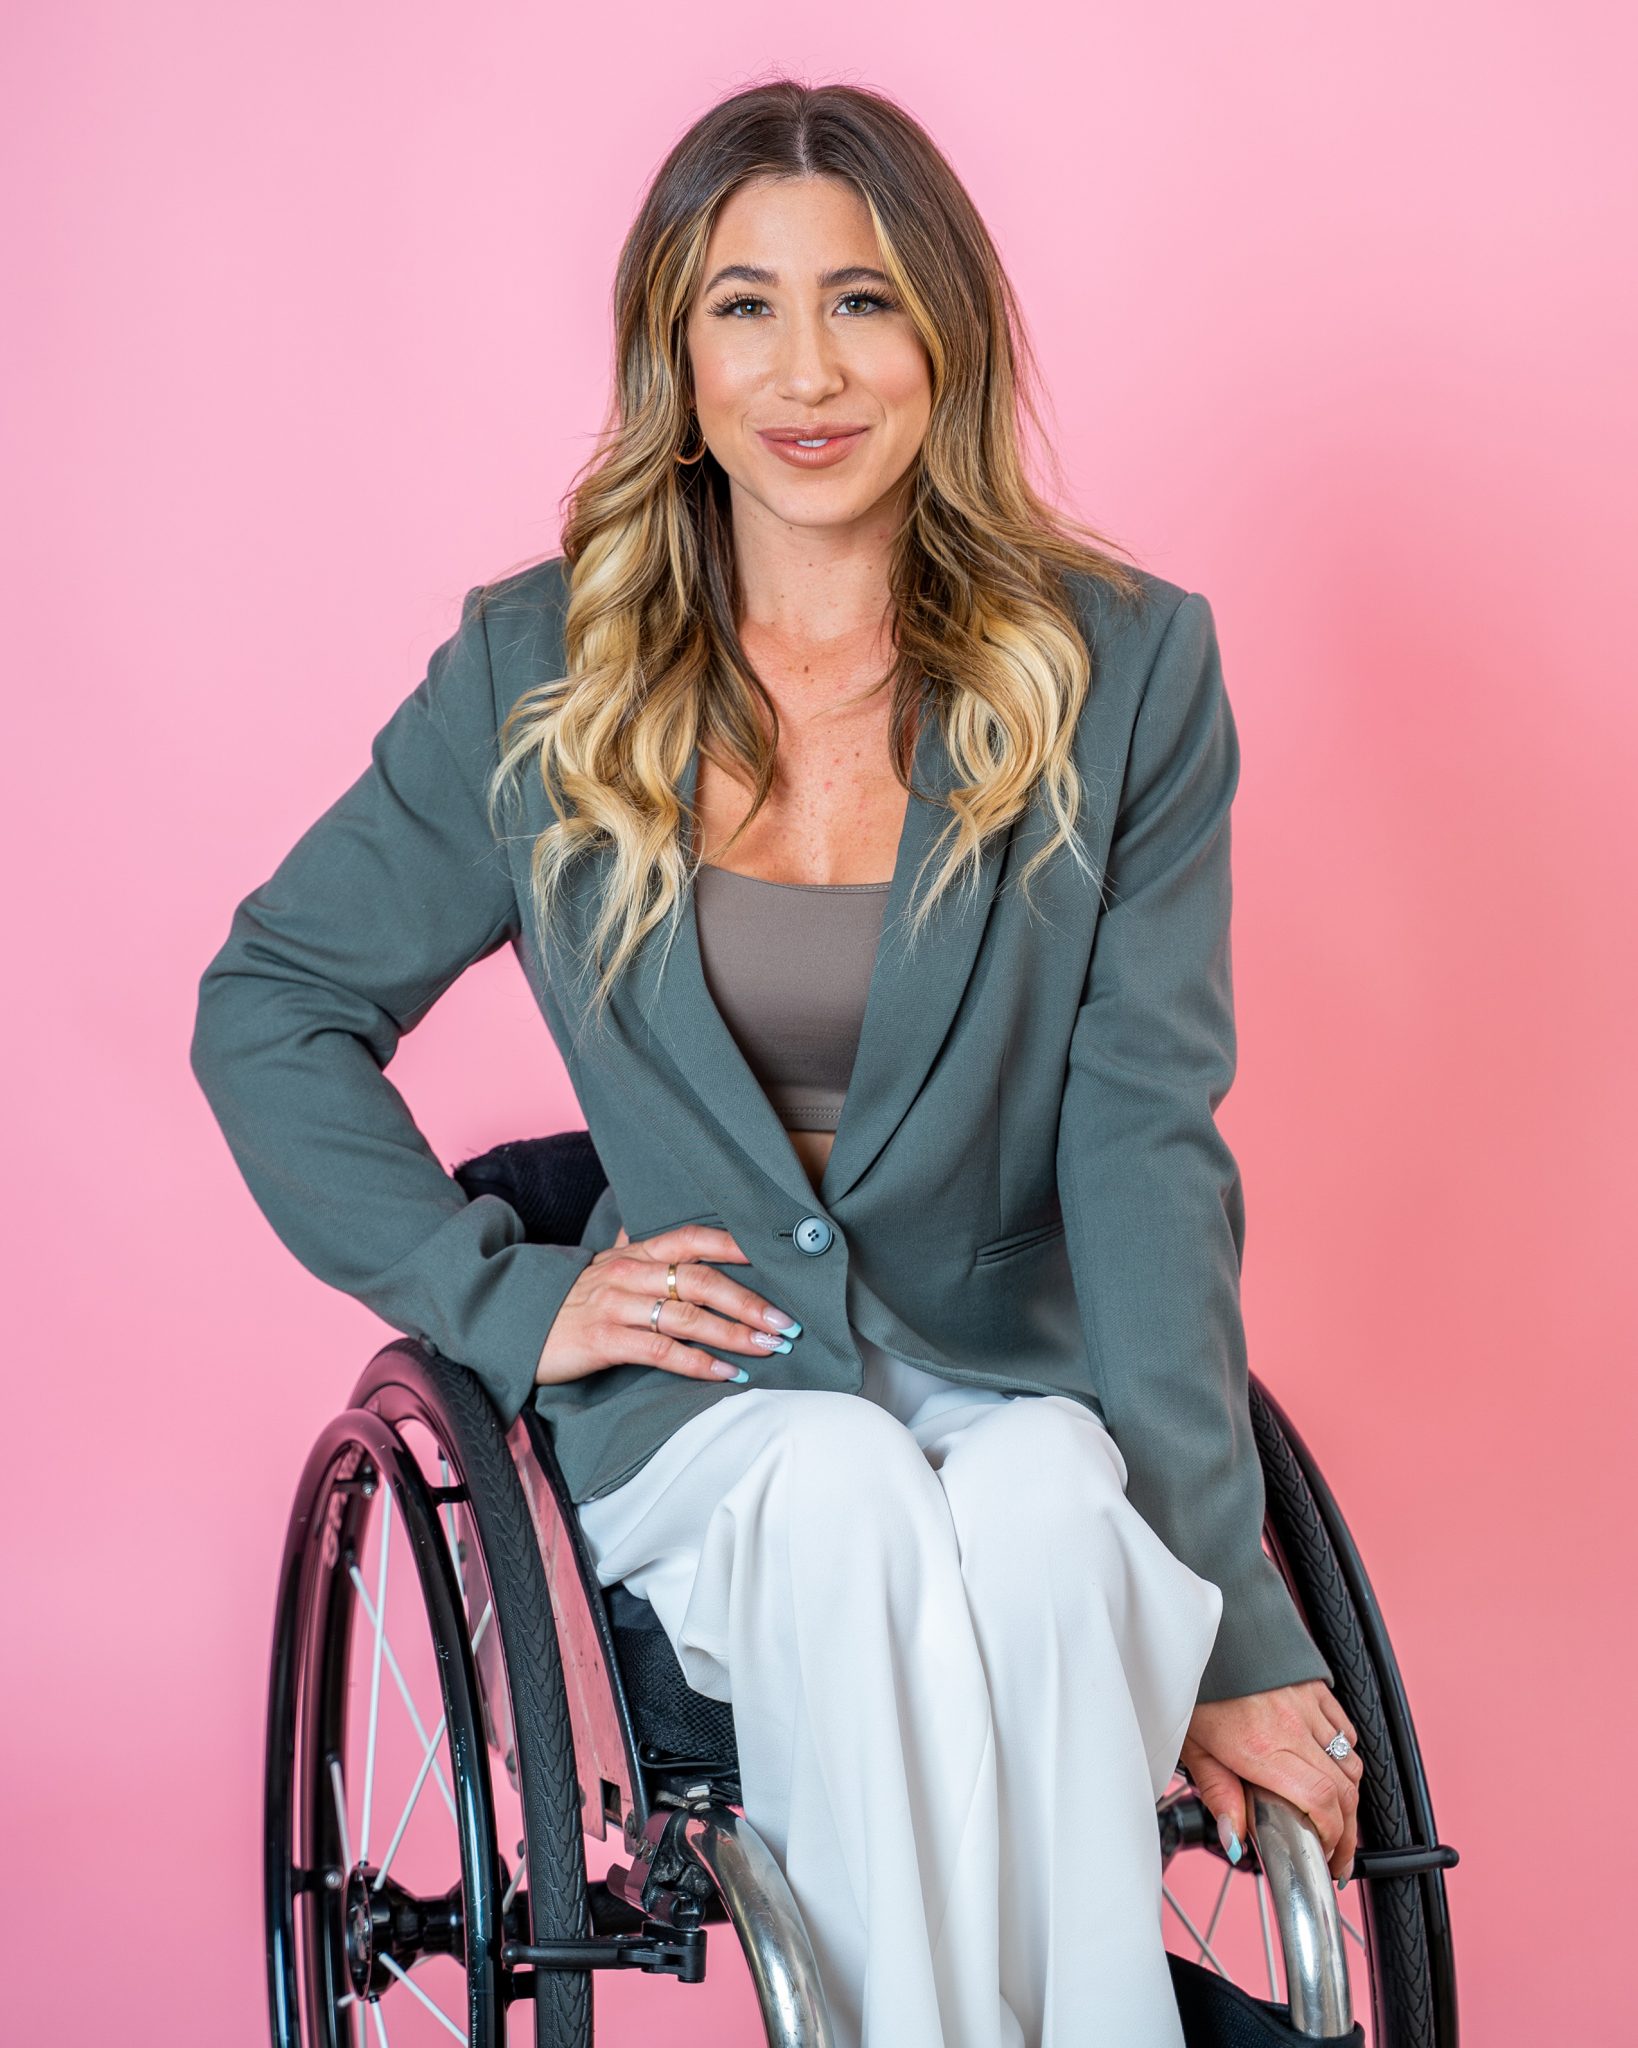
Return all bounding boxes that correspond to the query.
[357,1347,594,2048]
[1154,1375,1458,2047]
[266,1406,511,2045]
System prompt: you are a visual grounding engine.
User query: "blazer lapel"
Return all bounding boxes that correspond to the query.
[632,697,1013,1215]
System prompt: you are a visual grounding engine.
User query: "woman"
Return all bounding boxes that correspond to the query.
[192,79,1362,2048]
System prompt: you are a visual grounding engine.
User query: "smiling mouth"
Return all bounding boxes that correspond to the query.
[754,426,870,468]
[758,427,868,446]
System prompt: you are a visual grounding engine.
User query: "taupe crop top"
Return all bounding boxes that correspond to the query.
[693,863,891,1131]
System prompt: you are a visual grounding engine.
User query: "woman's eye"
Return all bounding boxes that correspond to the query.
[706,290,900,320]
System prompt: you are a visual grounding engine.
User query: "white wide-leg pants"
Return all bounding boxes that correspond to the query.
[574,1326,1224,2048]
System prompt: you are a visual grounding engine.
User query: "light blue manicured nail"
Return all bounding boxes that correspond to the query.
[778,1318,802,1336]
[1217,1816,1243,1865]
[732,1367,750,1382]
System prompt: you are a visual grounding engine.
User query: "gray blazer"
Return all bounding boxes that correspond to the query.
[190,553,1332,1703]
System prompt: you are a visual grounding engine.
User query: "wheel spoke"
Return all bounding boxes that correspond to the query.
[359,1484,395,1863]
[347,1563,459,1822]
[1340,1907,1367,1949]
[376,1953,466,2041]
[1255,1870,1280,2001]
[1162,1885,1234,1976]
[367,1597,496,1891]
[329,1755,355,1871]
[368,1990,390,2044]
[502,1847,528,1914]
[1203,1863,1233,1945]
[371,1704,450,1892]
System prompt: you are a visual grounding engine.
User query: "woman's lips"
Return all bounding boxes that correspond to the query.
[755,427,869,470]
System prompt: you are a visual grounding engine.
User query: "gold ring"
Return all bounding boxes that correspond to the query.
[666,1260,681,1300]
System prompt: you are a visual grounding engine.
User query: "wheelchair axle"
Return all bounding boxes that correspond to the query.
[320,1851,710,1995]
[330,1863,463,1999]
[502,1925,708,1984]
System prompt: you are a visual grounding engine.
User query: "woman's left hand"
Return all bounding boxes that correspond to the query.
[1179,1680,1364,1884]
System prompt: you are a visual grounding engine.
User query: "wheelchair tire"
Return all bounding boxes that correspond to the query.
[265,1337,594,2047]
[1249,1375,1460,2048]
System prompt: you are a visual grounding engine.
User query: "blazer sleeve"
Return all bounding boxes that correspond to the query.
[1056,591,1335,1703]
[188,586,598,1428]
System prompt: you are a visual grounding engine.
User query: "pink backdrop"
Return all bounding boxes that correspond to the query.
[6,2,1632,2038]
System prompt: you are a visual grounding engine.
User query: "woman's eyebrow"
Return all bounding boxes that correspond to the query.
[701,263,893,295]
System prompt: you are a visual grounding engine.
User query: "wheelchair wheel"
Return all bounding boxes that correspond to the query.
[1157,1375,1460,2048]
[265,1338,593,2047]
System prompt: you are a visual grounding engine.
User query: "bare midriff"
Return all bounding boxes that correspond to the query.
[789,1127,835,1192]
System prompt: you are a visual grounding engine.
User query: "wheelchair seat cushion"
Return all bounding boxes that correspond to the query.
[604,1580,739,1772]
[1165,1950,1366,2046]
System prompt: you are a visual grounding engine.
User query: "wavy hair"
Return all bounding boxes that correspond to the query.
[478,76,1148,1038]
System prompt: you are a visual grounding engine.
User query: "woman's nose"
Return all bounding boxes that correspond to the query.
[774,318,845,397]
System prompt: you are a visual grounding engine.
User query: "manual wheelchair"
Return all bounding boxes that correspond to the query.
[265,1130,1460,2047]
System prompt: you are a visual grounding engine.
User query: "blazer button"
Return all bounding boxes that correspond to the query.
[793,1215,834,1255]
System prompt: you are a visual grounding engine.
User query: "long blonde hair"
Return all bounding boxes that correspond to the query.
[478,77,1148,1033]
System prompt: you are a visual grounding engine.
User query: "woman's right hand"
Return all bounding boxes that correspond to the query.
[534,1222,803,1388]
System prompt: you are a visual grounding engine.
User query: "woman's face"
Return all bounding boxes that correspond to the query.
[682,175,933,537]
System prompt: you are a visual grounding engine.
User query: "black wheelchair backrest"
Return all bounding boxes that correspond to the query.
[454,1129,609,1249]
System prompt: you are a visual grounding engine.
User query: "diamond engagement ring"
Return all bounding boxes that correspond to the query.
[1323,1731,1352,1762]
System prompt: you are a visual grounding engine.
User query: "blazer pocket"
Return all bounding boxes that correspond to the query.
[972,1217,1067,1266]
[638,1208,726,1239]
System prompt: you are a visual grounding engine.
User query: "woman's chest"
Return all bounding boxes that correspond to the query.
[690,711,912,887]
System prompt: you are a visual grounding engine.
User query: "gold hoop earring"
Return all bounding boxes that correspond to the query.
[675,417,707,466]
